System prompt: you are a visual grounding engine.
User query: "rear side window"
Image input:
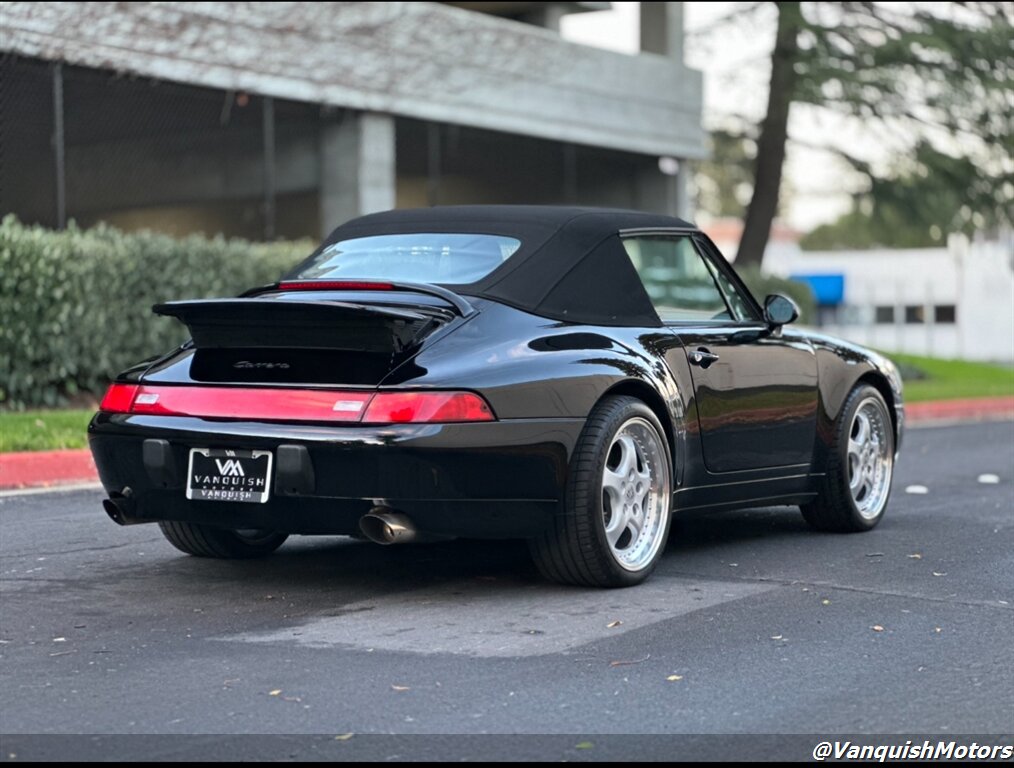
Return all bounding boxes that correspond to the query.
[622,236,735,322]
[295,233,521,284]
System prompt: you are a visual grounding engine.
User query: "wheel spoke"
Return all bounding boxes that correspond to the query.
[604,504,628,547]
[847,437,863,466]
[858,474,873,501]
[602,466,625,502]
[849,463,864,492]
[614,435,638,478]
[627,507,644,544]
[852,412,870,447]
[634,463,651,492]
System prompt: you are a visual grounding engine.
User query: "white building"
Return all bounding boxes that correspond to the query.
[767,234,1014,364]
[707,220,1014,364]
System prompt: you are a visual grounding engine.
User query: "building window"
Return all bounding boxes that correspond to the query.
[934,305,957,324]
[817,305,840,326]
[874,305,895,324]
[905,305,926,324]
[837,304,865,326]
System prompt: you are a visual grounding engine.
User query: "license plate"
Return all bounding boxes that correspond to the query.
[186,448,273,504]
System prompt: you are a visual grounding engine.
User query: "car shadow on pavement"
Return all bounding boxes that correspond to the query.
[125,505,816,601]
[666,504,814,554]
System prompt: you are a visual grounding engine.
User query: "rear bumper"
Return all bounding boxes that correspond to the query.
[88,413,583,538]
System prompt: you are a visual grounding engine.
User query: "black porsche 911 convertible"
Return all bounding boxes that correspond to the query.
[89,206,903,587]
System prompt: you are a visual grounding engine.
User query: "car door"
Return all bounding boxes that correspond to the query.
[621,232,818,474]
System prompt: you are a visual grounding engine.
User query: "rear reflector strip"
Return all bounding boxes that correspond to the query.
[98,384,495,424]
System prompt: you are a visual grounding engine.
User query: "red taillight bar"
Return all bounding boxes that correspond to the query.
[99,383,138,412]
[98,384,495,424]
[277,280,395,292]
[364,392,494,424]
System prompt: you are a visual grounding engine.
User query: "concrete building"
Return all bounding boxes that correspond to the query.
[0,2,704,241]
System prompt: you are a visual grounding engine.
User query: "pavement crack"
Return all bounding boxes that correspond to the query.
[9,542,145,558]
[664,570,1012,611]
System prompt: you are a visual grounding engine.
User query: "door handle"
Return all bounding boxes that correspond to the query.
[689,347,720,369]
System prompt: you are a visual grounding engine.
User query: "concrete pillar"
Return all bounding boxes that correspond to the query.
[319,112,396,236]
[674,164,691,221]
[640,2,685,63]
[634,158,691,220]
[634,167,676,216]
[520,3,569,32]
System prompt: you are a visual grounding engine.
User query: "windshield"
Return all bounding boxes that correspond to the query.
[294,233,522,284]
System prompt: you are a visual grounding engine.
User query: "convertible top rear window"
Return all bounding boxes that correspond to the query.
[295,233,521,285]
[303,206,702,326]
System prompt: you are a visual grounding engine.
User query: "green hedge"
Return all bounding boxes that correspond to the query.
[0,217,311,409]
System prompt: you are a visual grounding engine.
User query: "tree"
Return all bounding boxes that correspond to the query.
[722,2,1013,266]
[800,140,1012,250]
[693,129,755,219]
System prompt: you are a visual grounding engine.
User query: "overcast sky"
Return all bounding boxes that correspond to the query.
[561,2,856,231]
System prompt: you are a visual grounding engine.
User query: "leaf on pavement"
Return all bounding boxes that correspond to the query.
[666,674,684,681]
[821,599,831,606]
[871,625,885,632]
[609,655,650,667]
[334,734,354,741]
[269,689,282,696]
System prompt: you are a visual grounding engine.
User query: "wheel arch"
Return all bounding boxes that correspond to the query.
[856,371,900,445]
[599,378,683,483]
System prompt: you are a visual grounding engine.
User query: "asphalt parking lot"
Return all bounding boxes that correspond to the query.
[1,421,1011,759]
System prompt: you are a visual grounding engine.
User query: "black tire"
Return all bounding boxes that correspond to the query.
[529,395,673,588]
[158,521,288,559]
[802,384,895,533]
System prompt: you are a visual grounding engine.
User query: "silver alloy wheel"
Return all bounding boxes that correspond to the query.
[848,397,893,520]
[600,416,671,571]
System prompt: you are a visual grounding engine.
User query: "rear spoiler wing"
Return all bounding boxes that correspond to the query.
[154,298,441,354]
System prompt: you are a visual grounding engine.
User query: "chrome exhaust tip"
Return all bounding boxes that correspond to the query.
[358,509,418,545]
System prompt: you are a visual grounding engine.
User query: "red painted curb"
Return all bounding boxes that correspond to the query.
[0,396,1011,490]
[906,396,1014,424]
[0,449,97,490]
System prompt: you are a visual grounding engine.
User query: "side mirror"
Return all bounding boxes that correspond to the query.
[763,294,799,328]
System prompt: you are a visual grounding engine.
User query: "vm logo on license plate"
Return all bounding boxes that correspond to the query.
[186,448,273,504]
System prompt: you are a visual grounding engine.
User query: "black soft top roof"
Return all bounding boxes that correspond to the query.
[307,206,699,327]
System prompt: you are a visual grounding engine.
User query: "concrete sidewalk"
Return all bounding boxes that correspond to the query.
[2,396,1011,491]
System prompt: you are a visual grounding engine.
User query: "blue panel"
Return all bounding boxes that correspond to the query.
[790,273,845,305]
